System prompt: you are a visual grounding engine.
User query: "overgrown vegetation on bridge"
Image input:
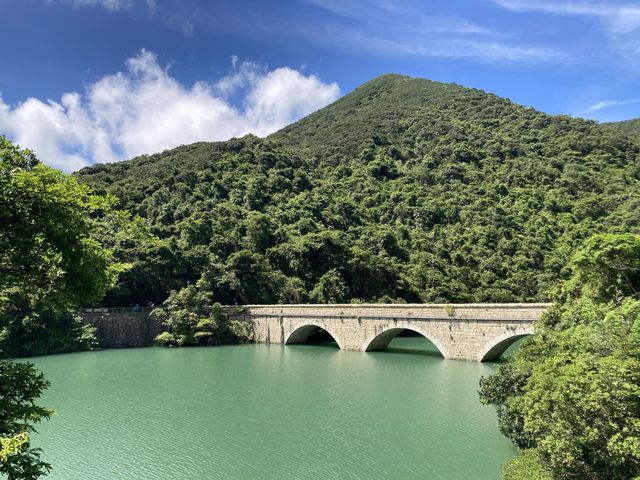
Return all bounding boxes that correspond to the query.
[152,288,252,347]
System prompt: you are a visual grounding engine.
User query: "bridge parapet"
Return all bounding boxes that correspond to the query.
[225,303,548,320]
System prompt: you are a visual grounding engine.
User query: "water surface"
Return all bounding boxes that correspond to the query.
[28,338,515,479]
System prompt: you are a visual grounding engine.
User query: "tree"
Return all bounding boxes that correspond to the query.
[0,361,52,480]
[309,269,348,303]
[0,136,133,477]
[480,234,640,480]
[152,275,253,347]
[74,76,640,308]
[566,233,640,303]
[0,136,129,356]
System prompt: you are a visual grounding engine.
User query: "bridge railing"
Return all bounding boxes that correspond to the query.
[227,312,538,322]
[79,307,154,314]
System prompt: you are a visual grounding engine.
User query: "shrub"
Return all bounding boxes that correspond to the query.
[154,332,177,347]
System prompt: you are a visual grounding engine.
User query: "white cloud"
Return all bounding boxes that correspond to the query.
[304,0,565,64]
[50,0,156,12]
[586,98,640,112]
[494,1,640,34]
[332,32,564,64]
[0,50,340,172]
[245,67,340,133]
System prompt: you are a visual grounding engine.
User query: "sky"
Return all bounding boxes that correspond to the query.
[1,0,639,172]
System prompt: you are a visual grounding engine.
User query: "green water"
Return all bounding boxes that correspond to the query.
[28,338,516,480]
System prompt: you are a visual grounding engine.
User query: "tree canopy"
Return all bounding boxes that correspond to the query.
[76,75,640,307]
[480,233,640,480]
[0,361,52,480]
[0,136,133,357]
[604,118,640,142]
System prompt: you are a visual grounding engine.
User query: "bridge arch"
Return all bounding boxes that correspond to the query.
[361,327,448,358]
[476,328,535,362]
[285,324,345,349]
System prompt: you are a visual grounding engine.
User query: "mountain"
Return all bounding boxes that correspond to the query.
[603,118,640,141]
[76,74,640,306]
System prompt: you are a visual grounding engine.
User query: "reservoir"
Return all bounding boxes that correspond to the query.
[29,337,516,479]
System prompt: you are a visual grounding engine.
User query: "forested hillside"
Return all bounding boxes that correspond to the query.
[76,74,640,306]
[604,118,640,141]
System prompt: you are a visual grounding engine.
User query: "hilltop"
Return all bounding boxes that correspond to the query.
[76,74,640,306]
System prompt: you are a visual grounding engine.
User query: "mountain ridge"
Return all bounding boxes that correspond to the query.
[75,74,640,307]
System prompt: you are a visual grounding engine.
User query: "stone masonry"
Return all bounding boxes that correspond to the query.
[79,303,550,361]
[227,303,550,362]
[79,308,162,348]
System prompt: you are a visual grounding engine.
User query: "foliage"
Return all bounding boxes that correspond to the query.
[0,360,52,480]
[152,278,253,346]
[76,75,640,307]
[0,433,29,463]
[564,233,640,302]
[502,449,553,480]
[480,234,640,480]
[0,136,131,357]
[604,118,640,141]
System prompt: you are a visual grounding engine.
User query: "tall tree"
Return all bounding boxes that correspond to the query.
[0,136,129,356]
[1,136,132,478]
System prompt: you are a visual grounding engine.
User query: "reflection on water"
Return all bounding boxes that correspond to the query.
[383,332,444,357]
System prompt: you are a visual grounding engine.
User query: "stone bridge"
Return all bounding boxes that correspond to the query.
[227,303,550,362]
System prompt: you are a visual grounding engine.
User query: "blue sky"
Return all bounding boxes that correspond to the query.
[1,0,639,171]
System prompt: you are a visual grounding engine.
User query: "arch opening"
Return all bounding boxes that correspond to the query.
[365,328,444,358]
[285,324,340,349]
[481,334,533,362]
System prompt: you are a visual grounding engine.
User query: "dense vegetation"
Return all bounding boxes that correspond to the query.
[0,136,134,357]
[3,75,640,479]
[0,137,137,479]
[480,233,640,479]
[152,287,252,347]
[0,362,52,480]
[77,74,640,307]
[605,118,640,141]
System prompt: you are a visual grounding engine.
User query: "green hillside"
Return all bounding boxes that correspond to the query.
[603,118,640,141]
[76,74,640,306]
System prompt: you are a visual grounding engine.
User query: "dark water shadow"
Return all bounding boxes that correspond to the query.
[303,329,340,349]
[373,333,444,358]
[382,347,444,358]
[486,337,530,364]
[305,341,340,349]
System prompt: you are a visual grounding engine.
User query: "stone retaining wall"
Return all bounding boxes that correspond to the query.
[80,309,162,348]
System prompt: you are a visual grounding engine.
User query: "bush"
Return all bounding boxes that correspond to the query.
[480,234,640,480]
[502,450,553,480]
[154,332,177,347]
[228,320,253,343]
[76,324,99,351]
[152,284,252,347]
